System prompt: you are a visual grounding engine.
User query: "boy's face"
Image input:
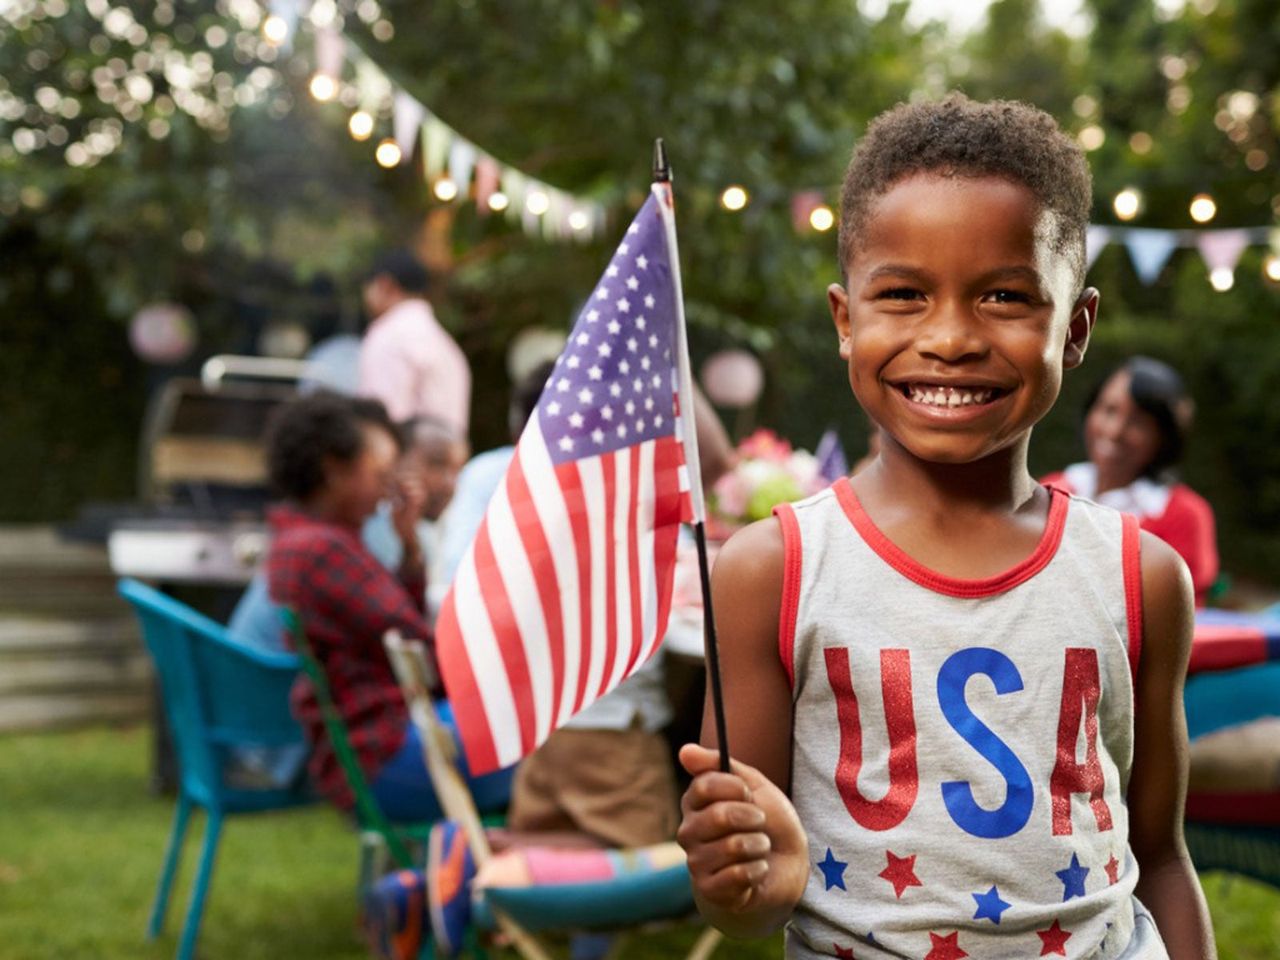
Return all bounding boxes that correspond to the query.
[828,174,1096,467]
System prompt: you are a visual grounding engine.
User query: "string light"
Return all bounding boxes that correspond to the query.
[1078,125,1105,151]
[261,14,289,46]
[374,138,400,167]
[1264,254,1280,284]
[720,185,748,211]
[1189,193,1217,223]
[568,209,590,232]
[1209,267,1234,291]
[487,191,509,212]
[809,205,835,232]
[432,176,458,201]
[1113,188,1142,221]
[308,74,337,102]
[526,190,550,216]
[347,110,373,140]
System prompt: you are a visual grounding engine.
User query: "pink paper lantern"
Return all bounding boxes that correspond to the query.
[701,349,763,409]
[129,302,197,365]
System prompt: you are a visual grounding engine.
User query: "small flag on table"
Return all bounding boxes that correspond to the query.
[436,183,698,775]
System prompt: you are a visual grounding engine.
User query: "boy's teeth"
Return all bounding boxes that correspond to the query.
[908,385,994,407]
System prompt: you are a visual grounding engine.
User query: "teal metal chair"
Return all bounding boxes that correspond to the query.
[118,578,315,960]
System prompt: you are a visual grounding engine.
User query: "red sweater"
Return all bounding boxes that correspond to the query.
[1041,473,1219,604]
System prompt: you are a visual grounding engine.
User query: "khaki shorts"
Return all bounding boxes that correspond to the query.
[507,725,679,848]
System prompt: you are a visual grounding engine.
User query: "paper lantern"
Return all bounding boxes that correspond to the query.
[701,349,763,409]
[128,302,196,364]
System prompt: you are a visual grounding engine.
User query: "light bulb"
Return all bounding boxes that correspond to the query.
[720,185,748,211]
[1209,266,1234,291]
[347,110,374,141]
[809,205,835,232]
[487,191,509,212]
[526,190,550,216]
[433,177,458,201]
[1189,193,1217,223]
[1113,188,1142,221]
[374,138,401,168]
[308,74,337,102]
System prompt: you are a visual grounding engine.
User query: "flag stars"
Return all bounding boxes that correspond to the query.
[591,428,605,445]
[619,241,631,252]
[577,333,590,346]
[626,337,638,352]
[643,293,655,308]
[923,931,967,960]
[588,365,603,381]
[600,405,614,421]
[558,436,574,452]
[633,378,644,393]
[595,287,609,301]
[566,356,580,369]
[606,264,619,278]
[586,308,599,323]
[654,414,664,428]
[617,424,628,439]
[546,401,562,416]
[607,320,621,335]
[597,343,612,358]
[616,297,631,313]
[644,396,654,411]
[609,383,622,397]
[635,254,648,269]
[556,378,570,392]
[625,400,635,416]
[641,356,651,371]
[651,374,662,388]
[635,316,646,330]
[577,387,594,404]
[626,275,639,290]
[649,335,659,348]
[568,412,584,429]
[619,360,630,375]
[636,419,645,432]
[627,223,639,235]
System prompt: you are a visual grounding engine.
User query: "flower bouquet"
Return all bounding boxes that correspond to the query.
[709,428,827,534]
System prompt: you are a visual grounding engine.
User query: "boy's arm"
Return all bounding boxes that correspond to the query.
[1128,531,1217,959]
[677,518,809,938]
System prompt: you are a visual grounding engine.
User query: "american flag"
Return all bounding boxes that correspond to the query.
[436,186,697,775]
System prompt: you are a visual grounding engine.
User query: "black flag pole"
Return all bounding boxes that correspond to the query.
[653,138,731,774]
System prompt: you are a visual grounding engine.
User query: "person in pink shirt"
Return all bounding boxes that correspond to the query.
[358,249,471,437]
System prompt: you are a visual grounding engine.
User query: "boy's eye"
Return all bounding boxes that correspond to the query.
[878,287,923,301]
[986,289,1032,304]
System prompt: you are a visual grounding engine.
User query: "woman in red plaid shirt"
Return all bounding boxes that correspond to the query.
[264,393,512,821]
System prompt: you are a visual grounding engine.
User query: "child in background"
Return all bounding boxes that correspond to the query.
[678,95,1214,959]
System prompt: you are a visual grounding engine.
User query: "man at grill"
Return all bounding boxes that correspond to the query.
[261,392,512,821]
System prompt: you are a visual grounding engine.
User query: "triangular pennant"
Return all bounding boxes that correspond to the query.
[392,91,425,162]
[447,139,477,193]
[355,57,392,113]
[1123,228,1179,285]
[473,155,500,213]
[1196,229,1250,274]
[267,0,301,52]
[422,115,450,179]
[314,26,346,79]
[1085,225,1110,270]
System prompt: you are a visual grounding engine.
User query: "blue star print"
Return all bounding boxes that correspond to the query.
[1056,853,1089,901]
[971,885,1012,924]
[817,848,848,891]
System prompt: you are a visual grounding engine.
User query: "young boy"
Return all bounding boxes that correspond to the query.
[677,95,1216,959]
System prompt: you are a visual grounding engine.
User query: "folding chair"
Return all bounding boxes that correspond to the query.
[280,609,434,882]
[383,631,723,960]
[118,578,316,960]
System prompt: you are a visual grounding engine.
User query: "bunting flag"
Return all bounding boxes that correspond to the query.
[1085,224,1110,270]
[1196,229,1251,276]
[392,90,425,162]
[435,186,697,775]
[1123,228,1180,285]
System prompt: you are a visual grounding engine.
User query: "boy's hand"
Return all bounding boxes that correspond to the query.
[677,744,809,938]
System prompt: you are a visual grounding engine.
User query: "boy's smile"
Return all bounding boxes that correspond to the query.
[829,174,1096,468]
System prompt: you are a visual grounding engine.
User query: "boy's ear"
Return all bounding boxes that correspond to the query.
[828,283,852,359]
[1063,287,1099,370]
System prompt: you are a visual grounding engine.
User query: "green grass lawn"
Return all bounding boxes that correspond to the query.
[0,726,1275,959]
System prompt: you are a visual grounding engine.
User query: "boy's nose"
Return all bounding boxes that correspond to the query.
[915,304,988,363]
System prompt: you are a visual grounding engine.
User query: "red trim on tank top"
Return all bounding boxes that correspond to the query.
[773,502,802,690]
[1122,513,1143,688]
[832,478,1069,599]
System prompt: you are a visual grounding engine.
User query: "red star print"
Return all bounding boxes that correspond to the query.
[833,945,855,959]
[924,931,967,960]
[878,850,922,899]
[1037,919,1072,956]
[1104,854,1120,885]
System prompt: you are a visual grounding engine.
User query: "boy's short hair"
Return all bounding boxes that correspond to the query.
[265,391,402,501]
[365,248,431,295]
[838,93,1093,291]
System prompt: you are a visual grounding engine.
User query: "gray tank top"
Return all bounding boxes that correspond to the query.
[774,480,1168,959]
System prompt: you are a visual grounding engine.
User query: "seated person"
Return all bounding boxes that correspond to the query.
[261,392,511,821]
[1043,355,1219,604]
